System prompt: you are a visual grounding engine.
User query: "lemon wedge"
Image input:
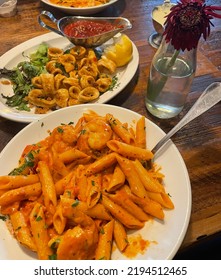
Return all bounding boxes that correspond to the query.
[104,34,133,67]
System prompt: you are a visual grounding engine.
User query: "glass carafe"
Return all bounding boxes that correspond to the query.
[145,37,197,119]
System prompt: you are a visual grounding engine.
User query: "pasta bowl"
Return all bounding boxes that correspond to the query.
[38,11,132,48]
[0,104,191,260]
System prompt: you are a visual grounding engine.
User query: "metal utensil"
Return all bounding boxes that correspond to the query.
[38,11,132,48]
[151,82,221,159]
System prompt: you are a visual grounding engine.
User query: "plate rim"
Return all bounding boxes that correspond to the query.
[0,104,192,260]
[40,0,119,14]
[0,32,139,123]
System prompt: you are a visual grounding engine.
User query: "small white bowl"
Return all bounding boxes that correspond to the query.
[0,0,17,17]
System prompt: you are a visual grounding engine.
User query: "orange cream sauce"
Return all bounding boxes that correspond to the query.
[113,233,157,259]
[123,234,150,258]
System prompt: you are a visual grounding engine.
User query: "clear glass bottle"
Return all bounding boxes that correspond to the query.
[145,37,197,119]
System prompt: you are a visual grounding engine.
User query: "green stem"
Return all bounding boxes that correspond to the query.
[166,49,180,69]
[147,49,180,100]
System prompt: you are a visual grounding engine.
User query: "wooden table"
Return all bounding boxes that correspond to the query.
[0,0,221,258]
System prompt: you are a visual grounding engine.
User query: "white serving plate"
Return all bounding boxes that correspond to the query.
[0,32,139,123]
[0,104,191,260]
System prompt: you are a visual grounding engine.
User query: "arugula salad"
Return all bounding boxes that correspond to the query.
[0,44,49,111]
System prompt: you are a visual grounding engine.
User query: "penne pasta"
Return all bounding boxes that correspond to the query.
[146,191,174,209]
[85,203,112,221]
[37,161,57,215]
[129,193,165,220]
[0,174,39,190]
[135,116,146,149]
[74,165,88,202]
[107,164,125,192]
[101,195,144,229]
[30,203,53,260]
[86,152,117,175]
[106,113,135,145]
[116,155,147,198]
[59,148,88,164]
[10,211,37,252]
[132,159,165,193]
[107,189,149,222]
[60,196,111,221]
[113,219,128,252]
[86,173,102,208]
[107,140,153,161]
[95,220,114,260]
[53,202,67,235]
[51,146,69,177]
[54,171,74,196]
[0,183,41,207]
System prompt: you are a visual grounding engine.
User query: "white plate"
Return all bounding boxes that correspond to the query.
[0,104,191,260]
[41,0,119,15]
[0,32,139,123]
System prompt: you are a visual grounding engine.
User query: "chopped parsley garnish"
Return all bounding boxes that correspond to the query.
[0,215,7,221]
[9,151,36,175]
[108,75,119,91]
[100,227,105,234]
[50,238,61,250]
[49,254,57,260]
[71,199,79,207]
[80,129,87,135]
[36,216,42,222]
[57,127,64,133]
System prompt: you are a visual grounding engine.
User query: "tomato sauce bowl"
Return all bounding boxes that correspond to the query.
[38,11,132,48]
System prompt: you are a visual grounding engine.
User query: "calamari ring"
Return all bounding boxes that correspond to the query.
[31,76,42,89]
[95,77,112,93]
[78,64,99,78]
[69,70,78,78]
[78,58,90,69]
[48,47,63,60]
[46,61,63,75]
[68,98,80,106]
[59,54,76,73]
[40,73,55,95]
[59,53,76,64]
[97,57,117,74]
[63,77,80,89]
[69,86,81,99]
[70,46,87,60]
[55,88,69,108]
[87,49,98,63]
[80,75,96,89]
[54,73,66,90]
[78,87,100,103]
[28,89,56,108]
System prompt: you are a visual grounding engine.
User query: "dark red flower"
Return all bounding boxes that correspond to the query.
[163,0,221,51]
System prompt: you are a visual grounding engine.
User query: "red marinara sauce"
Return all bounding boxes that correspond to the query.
[63,20,119,38]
